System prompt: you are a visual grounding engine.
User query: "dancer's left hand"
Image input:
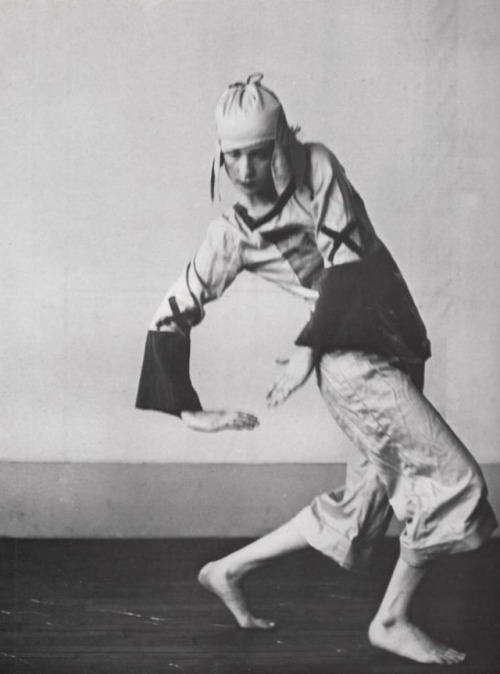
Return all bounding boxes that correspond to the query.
[266,347,315,407]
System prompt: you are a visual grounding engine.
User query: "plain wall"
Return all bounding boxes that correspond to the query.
[2,462,500,537]
[1,0,500,477]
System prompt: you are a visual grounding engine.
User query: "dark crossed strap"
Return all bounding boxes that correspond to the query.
[167,296,191,335]
[320,220,364,263]
[234,179,296,231]
[156,296,199,335]
[156,263,202,335]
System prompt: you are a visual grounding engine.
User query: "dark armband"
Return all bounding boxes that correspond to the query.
[135,331,202,417]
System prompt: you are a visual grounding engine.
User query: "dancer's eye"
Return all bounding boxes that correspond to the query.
[253,149,273,161]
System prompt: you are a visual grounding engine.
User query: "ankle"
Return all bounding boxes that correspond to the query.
[201,559,245,582]
[222,555,261,580]
[372,611,407,629]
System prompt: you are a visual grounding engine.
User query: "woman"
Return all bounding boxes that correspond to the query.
[136,74,496,665]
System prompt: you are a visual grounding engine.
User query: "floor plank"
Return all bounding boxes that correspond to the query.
[0,538,499,673]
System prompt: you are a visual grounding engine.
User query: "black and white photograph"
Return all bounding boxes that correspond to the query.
[1,1,499,672]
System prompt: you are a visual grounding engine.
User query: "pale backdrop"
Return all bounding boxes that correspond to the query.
[1,0,499,465]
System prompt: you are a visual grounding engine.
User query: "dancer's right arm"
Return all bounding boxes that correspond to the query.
[150,218,241,335]
[137,219,258,428]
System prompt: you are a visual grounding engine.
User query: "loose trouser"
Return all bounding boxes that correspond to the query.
[291,351,497,572]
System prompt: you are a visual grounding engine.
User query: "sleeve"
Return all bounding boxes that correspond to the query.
[135,330,202,416]
[295,149,430,367]
[294,145,360,349]
[295,145,382,351]
[136,218,242,417]
[308,144,365,267]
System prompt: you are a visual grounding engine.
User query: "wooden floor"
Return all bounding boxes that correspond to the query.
[0,538,499,674]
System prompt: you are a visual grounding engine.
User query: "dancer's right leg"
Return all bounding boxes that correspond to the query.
[198,521,308,629]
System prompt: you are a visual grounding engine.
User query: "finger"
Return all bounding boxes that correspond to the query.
[267,383,291,407]
[231,420,258,429]
[237,412,259,423]
[228,421,258,431]
[266,375,288,397]
[231,413,260,429]
[232,424,255,431]
[269,392,289,407]
[269,375,300,406]
[234,412,259,424]
[155,317,168,330]
[266,379,283,400]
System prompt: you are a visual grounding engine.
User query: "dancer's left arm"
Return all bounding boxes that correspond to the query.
[266,145,359,407]
[266,345,316,407]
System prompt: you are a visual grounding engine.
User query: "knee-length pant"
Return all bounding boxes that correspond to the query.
[291,351,497,571]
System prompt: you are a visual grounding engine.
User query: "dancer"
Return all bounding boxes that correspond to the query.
[136,74,496,664]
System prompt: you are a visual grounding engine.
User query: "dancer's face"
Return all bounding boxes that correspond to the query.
[223,142,275,199]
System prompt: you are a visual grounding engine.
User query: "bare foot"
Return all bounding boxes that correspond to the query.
[368,617,466,665]
[198,562,275,630]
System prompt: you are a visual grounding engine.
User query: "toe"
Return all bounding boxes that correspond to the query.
[253,617,276,630]
[440,648,466,665]
[448,650,466,664]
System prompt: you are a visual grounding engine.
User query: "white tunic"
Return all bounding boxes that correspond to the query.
[150,142,380,335]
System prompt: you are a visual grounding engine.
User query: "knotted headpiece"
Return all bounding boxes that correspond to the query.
[211,73,306,200]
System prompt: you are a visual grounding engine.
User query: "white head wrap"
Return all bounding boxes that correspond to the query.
[211,73,306,201]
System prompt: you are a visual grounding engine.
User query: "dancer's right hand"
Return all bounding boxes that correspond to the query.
[180,410,260,432]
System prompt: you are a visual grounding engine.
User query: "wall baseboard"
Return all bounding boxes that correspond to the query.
[0,462,498,538]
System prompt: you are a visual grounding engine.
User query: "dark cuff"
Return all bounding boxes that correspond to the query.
[295,247,431,369]
[295,256,382,350]
[135,331,202,417]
